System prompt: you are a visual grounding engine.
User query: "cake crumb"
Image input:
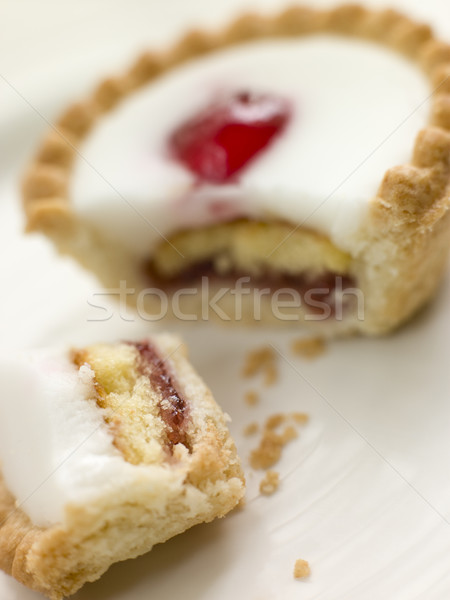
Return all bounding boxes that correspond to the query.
[292,412,309,425]
[250,429,284,469]
[244,389,259,406]
[249,412,308,470]
[264,361,278,386]
[281,425,298,444]
[242,346,278,387]
[293,559,310,579]
[266,413,286,430]
[243,422,259,436]
[291,337,326,360]
[242,347,274,377]
[259,470,280,495]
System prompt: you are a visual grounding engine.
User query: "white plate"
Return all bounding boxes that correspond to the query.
[2,1,450,598]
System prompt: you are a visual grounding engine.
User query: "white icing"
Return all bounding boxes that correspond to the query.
[0,349,174,528]
[72,36,430,256]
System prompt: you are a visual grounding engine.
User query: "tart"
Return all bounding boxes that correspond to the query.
[22,4,450,334]
[0,336,244,599]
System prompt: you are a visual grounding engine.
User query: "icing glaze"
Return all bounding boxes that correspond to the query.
[72,35,430,256]
[0,349,179,527]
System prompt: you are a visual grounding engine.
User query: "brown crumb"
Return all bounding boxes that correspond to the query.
[250,430,284,469]
[242,346,278,387]
[281,425,298,444]
[291,337,326,360]
[264,362,278,386]
[244,389,259,406]
[242,347,274,377]
[243,422,259,436]
[293,559,311,579]
[292,412,309,425]
[249,412,308,470]
[265,413,286,430]
[259,470,280,495]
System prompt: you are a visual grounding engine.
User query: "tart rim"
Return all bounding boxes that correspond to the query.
[22,3,450,231]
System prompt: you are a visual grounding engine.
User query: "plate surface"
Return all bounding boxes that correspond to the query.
[2,1,450,598]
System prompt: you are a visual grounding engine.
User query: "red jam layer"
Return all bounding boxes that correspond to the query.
[146,260,356,317]
[131,340,189,447]
[168,91,291,183]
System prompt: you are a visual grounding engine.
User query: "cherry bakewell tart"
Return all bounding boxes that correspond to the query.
[23,4,450,334]
[0,336,244,599]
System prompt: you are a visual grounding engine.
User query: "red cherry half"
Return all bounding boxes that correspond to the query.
[168,91,291,183]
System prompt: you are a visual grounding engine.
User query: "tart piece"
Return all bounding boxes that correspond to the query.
[23,5,450,334]
[0,336,244,599]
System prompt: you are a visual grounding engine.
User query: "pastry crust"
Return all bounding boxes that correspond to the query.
[0,335,244,599]
[22,4,450,335]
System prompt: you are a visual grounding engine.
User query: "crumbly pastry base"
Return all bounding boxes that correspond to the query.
[22,4,450,335]
[0,335,244,599]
